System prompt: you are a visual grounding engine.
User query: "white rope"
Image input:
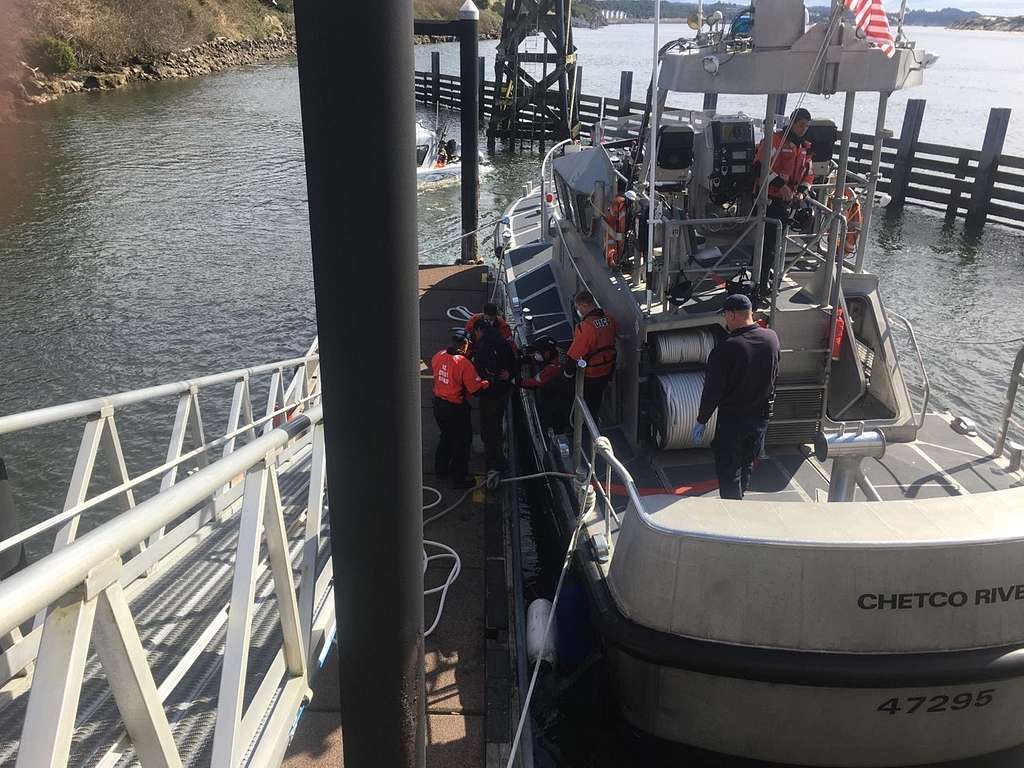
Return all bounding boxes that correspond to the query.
[654,371,718,449]
[446,305,475,323]
[654,329,716,364]
[420,469,582,637]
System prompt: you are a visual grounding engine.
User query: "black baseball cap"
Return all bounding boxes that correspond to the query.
[451,328,471,344]
[723,294,752,312]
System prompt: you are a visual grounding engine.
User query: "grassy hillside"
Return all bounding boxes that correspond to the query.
[25,0,293,72]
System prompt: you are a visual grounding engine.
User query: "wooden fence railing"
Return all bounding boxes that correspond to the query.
[415,58,1024,231]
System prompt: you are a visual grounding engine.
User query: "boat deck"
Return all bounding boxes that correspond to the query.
[285,264,520,767]
[596,412,1022,512]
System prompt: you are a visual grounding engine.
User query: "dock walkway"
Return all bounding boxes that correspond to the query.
[285,264,516,767]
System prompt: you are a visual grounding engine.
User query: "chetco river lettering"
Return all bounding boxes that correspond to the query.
[858,586,1024,609]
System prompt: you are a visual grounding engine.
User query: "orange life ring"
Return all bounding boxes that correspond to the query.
[604,195,628,267]
[829,187,863,255]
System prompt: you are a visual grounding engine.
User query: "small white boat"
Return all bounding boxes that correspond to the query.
[416,120,465,182]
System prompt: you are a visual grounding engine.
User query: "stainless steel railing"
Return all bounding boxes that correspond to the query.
[886,310,931,431]
[994,344,1024,458]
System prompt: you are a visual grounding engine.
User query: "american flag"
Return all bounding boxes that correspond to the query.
[845,0,895,57]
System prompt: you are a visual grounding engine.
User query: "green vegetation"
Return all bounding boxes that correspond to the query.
[35,36,77,74]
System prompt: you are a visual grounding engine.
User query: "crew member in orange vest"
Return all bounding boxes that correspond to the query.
[752,108,815,298]
[565,290,618,420]
[432,329,490,489]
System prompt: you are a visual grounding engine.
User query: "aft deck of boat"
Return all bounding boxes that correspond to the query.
[600,412,1023,506]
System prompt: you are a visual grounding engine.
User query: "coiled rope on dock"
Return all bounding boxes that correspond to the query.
[654,328,717,365]
[654,372,717,449]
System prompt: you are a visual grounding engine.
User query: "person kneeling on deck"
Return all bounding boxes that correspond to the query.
[521,337,571,433]
[693,294,780,500]
[752,108,814,300]
[432,329,490,489]
[472,321,516,472]
[565,291,618,421]
[464,302,515,347]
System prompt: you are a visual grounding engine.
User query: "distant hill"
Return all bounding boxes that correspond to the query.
[949,14,1024,29]
[594,1,982,28]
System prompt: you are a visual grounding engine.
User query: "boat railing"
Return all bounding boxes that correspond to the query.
[570,366,644,550]
[539,138,573,221]
[0,398,331,766]
[994,343,1024,459]
[885,311,931,430]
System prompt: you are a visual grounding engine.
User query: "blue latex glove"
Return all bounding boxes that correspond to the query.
[691,422,707,445]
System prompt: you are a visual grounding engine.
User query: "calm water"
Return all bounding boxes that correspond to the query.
[0,25,1022,768]
[0,28,1022,544]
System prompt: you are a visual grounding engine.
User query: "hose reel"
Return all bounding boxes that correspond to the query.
[653,372,718,449]
[654,328,717,365]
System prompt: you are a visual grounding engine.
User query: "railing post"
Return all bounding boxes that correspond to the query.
[572,361,586,469]
[994,348,1024,458]
[431,51,441,106]
[617,70,633,118]
[889,98,926,209]
[854,91,889,272]
[966,107,1011,231]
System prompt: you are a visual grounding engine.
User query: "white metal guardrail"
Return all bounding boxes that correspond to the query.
[0,341,331,767]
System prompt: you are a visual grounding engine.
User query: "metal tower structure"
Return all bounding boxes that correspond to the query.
[487,0,580,149]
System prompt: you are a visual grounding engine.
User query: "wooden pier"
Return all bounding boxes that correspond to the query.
[416,62,1024,231]
[284,264,523,767]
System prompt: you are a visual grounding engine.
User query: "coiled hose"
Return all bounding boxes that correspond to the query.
[654,328,717,365]
[654,372,718,449]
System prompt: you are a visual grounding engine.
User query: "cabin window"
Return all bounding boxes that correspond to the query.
[576,194,594,236]
[416,145,430,165]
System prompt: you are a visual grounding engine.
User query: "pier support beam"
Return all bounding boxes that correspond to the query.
[294,1,425,767]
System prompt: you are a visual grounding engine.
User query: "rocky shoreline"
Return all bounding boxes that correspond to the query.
[2,30,503,111]
[7,34,297,107]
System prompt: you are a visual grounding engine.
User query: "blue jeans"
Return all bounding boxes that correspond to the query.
[712,417,768,500]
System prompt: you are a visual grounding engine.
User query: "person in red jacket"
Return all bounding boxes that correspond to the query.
[432,329,490,489]
[752,108,814,298]
[464,302,514,346]
[521,337,571,432]
[565,291,618,420]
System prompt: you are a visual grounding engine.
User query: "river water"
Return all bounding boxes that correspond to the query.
[0,23,1022,768]
[0,29,1023,547]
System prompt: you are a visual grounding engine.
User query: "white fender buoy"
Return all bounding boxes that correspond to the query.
[527,598,557,668]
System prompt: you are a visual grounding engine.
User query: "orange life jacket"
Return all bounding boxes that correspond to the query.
[604,195,628,267]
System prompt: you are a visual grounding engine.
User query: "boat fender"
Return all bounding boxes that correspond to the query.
[831,307,846,361]
[527,598,558,668]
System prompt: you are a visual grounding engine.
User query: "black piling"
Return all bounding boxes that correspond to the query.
[890,98,926,209]
[459,4,481,263]
[431,51,441,106]
[966,107,1011,231]
[293,1,425,766]
[618,70,633,118]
